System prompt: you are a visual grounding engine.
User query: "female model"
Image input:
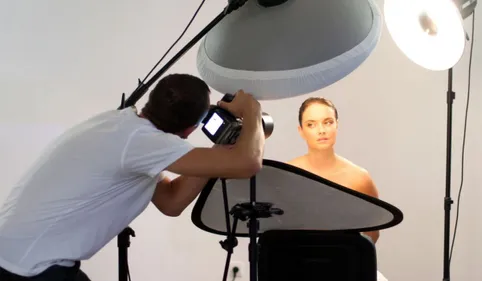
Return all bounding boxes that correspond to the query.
[287,97,388,281]
[287,96,380,242]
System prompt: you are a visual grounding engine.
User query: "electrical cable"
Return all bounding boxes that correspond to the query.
[123,2,207,280]
[449,10,476,263]
[136,0,207,90]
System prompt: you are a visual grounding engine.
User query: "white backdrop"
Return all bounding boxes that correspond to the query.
[0,0,481,281]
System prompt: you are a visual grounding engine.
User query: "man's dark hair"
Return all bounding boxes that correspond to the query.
[141,73,210,134]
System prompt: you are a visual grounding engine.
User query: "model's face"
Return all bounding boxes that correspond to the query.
[298,103,338,150]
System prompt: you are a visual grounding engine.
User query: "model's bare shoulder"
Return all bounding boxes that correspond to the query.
[354,168,379,198]
[336,155,359,170]
[337,156,379,198]
[286,155,306,168]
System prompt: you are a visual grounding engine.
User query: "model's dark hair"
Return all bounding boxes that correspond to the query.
[141,73,210,134]
[298,97,338,126]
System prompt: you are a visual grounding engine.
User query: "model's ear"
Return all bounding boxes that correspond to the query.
[297,125,305,140]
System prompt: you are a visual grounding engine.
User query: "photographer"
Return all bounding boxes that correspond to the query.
[0,73,265,281]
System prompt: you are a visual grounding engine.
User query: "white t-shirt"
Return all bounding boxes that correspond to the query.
[0,107,194,277]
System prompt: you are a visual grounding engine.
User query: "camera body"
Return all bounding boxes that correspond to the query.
[201,93,274,145]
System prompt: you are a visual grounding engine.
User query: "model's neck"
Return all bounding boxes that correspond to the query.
[306,148,337,170]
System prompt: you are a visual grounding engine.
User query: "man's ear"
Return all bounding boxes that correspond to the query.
[178,125,197,139]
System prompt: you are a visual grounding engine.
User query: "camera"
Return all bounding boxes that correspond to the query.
[201,93,274,145]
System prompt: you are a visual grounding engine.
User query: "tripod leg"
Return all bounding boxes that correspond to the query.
[222,218,239,281]
[222,250,234,281]
[248,218,258,281]
[248,176,258,281]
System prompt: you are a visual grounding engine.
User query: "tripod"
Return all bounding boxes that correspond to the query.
[218,177,284,281]
[114,1,248,281]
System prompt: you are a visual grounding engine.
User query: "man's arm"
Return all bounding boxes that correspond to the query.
[152,145,235,216]
[151,175,209,217]
[357,171,380,243]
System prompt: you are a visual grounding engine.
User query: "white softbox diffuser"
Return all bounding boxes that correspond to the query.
[196,0,382,100]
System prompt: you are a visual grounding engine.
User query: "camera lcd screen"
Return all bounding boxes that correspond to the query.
[204,112,223,135]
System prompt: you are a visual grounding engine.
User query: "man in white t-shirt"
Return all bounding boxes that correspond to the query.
[0,73,265,281]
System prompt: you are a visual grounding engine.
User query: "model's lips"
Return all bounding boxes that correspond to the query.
[317,138,329,141]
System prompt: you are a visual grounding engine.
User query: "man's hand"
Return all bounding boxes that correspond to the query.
[217,90,261,119]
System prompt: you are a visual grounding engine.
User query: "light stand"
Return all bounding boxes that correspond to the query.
[443,3,477,281]
[218,177,284,281]
[384,1,478,279]
[443,68,455,281]
[114,1,248,281]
